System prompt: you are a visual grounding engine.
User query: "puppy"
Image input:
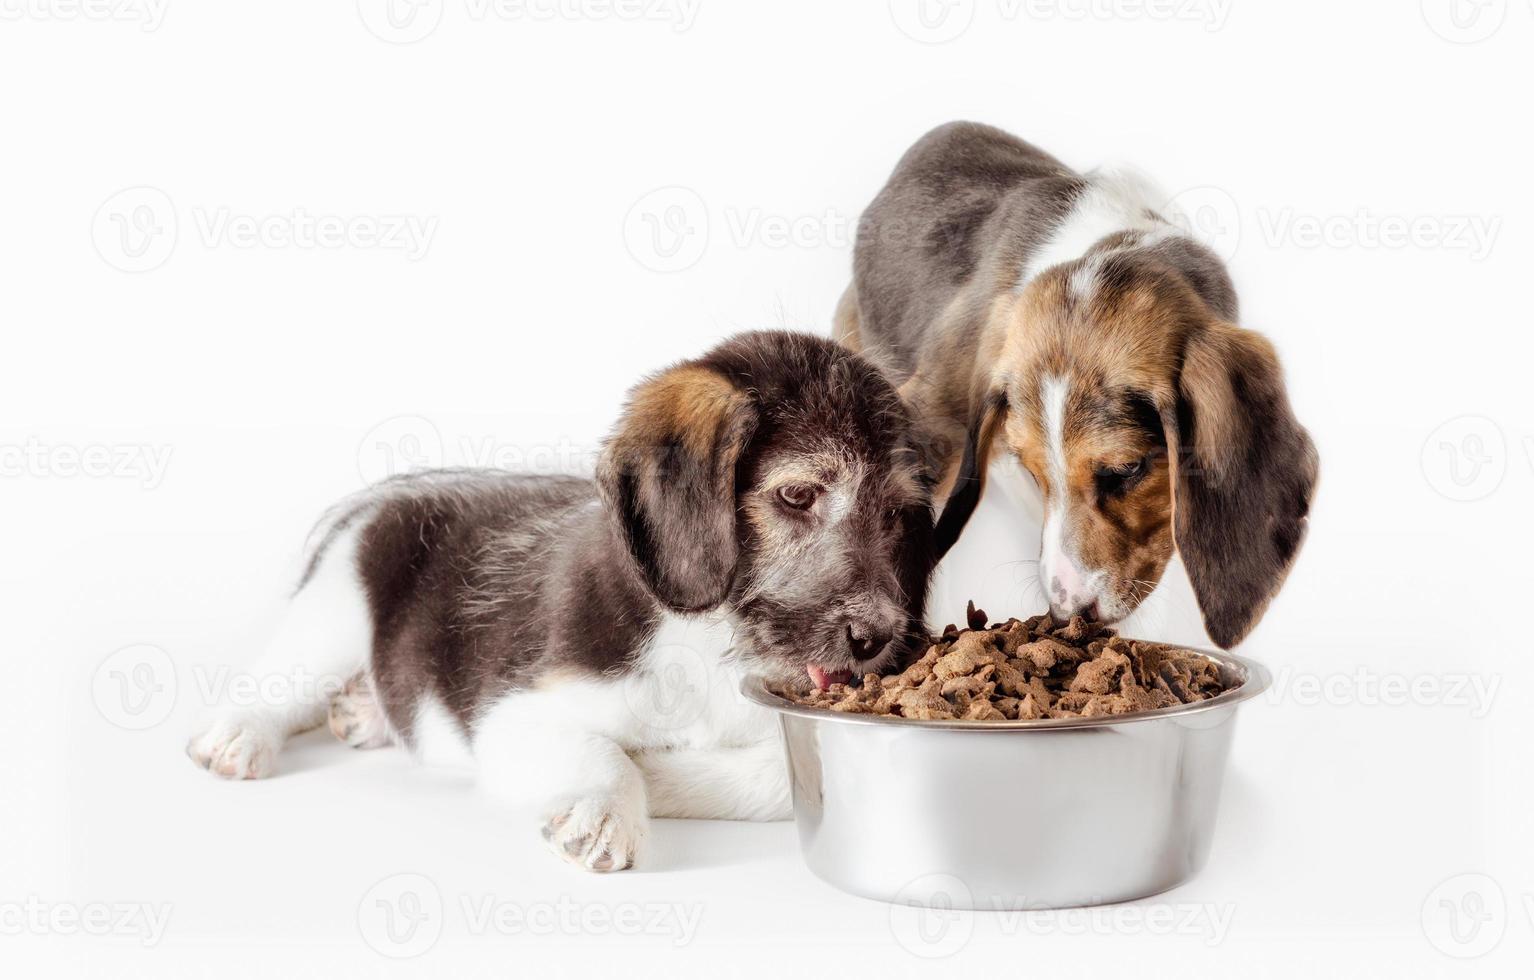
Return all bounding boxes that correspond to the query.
[836,121,1317,648]
[186,330,935,872]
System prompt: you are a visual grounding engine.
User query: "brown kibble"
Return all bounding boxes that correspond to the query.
[963,700,1006,721]
[1069,649,1131,695]
[770,603,1228,722]
[1014,637,1079,674]
[934,632,1004,679]
[966,600,989,631]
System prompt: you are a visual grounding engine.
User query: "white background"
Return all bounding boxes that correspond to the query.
[3,1,1531,976]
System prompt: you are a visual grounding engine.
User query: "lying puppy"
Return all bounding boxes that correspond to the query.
[836,121,1317,648]
[187,330,935,871]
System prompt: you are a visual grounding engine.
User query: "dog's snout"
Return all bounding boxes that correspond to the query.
[845,622,893,661]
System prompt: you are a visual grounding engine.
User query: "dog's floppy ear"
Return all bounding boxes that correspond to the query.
[933,388,1007,560]
[1167,319,1318,648]
[597,362,757,613]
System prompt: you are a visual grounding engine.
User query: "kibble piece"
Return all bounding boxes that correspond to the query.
[1069,649,1131,695]
[770,603,1229,722]
[935,632,1004,679]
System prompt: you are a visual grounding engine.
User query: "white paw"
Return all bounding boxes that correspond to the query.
[186,717,281,780]
[328,673,393,749]
[541,797,647,872]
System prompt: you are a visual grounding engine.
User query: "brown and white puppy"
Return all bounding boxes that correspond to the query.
[186,331,934,871]
[836,121,1317,648]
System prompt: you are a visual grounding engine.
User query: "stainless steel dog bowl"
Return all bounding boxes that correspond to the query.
[743,648,1271,910]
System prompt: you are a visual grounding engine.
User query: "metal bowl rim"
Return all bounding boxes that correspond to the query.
[740,645,1272,732]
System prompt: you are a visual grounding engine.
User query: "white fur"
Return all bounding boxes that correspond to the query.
[191,553,790,869]
[1016,165,1180,294]
[411,694,475,769]
[1037,375,1106,618]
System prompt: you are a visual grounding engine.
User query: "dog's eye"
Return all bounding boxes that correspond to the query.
[776,484,819,511]
[1094,457,1148,497]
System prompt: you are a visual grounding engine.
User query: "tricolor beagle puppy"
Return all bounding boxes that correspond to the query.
[835,121,1317,648]
[187,331,935,871]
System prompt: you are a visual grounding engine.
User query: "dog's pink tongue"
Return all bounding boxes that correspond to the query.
[808,665,853,691]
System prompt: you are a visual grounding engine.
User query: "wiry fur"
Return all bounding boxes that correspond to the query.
[187,330,936,872]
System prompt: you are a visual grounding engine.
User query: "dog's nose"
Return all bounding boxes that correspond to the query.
[845,623,892,661]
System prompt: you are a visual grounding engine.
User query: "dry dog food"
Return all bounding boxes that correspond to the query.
[778,602,1229,721]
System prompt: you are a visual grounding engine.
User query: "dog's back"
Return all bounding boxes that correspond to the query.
[843,122,1082,379]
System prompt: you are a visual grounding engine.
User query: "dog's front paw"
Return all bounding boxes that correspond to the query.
[186,716,280,780]
[541,797,647,872]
